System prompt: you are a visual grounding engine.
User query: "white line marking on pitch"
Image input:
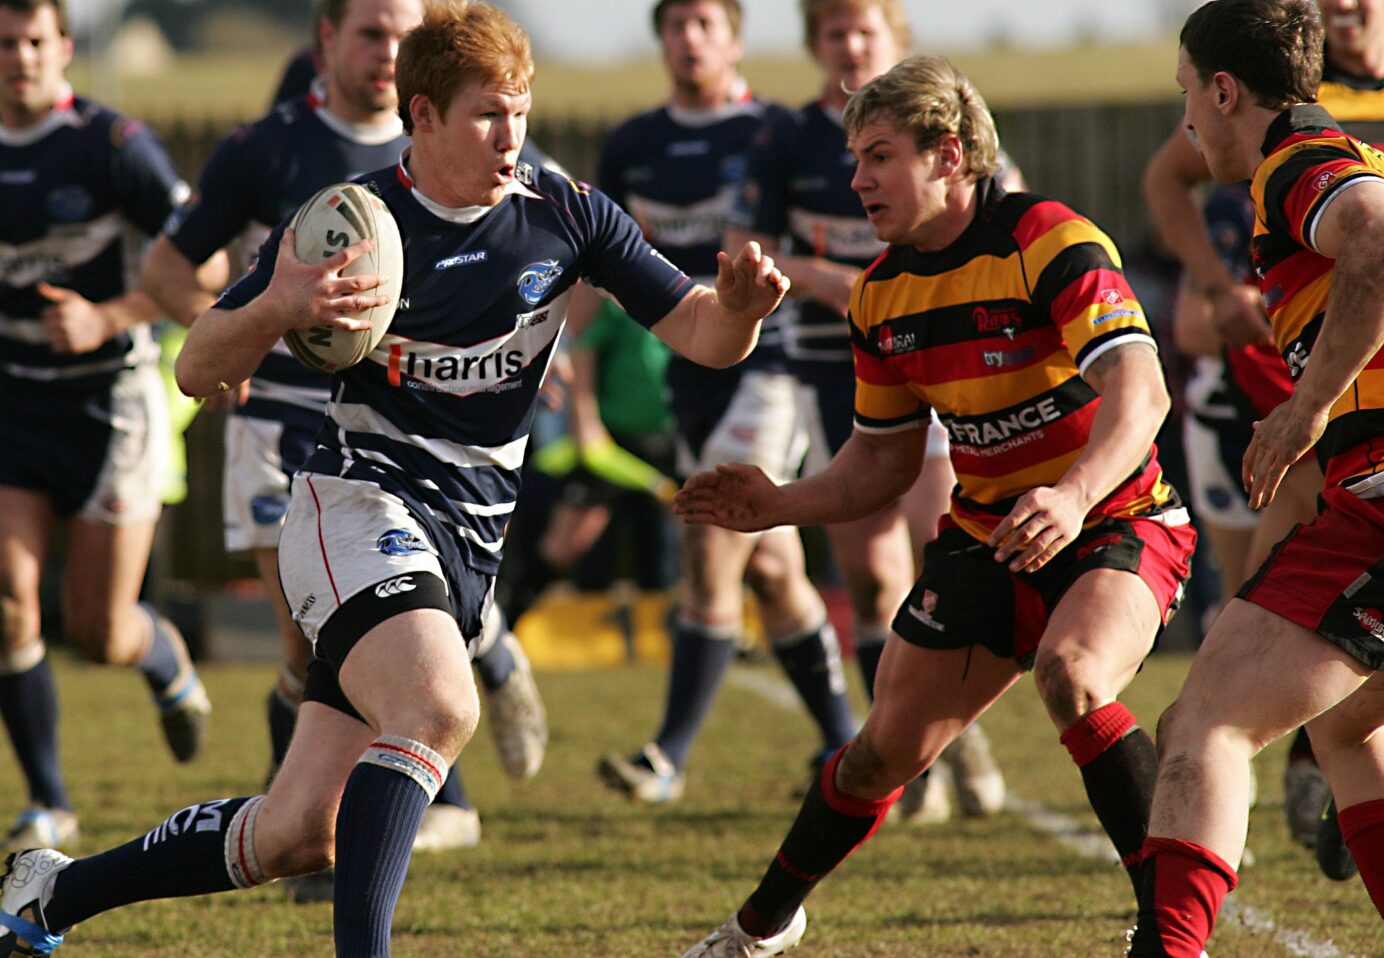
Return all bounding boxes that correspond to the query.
[728,667,1360,958]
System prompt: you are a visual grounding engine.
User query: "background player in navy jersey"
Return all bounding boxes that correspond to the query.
[0,0,212,855]
[1128,2,1384,952]
[676,56,1194,957]
[725,0,1007,826]
[592,0,859,806]
[141,0,550,877]
[1142,0,1384,862]
[0,4,789,956]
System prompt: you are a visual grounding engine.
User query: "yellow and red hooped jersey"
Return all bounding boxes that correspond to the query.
[1251,104,1384,494]
[849,179,1177,542]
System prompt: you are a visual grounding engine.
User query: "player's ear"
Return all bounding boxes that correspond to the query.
[410,94,434,132]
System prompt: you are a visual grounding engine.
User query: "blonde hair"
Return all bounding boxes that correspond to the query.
[799,0,910,54]
[396,1,533,134]
[842,56,999,178]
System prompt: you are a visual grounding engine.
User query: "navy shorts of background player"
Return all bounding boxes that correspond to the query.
[0,90,186,513]
[215,155,694,689]
[598,84,792,458]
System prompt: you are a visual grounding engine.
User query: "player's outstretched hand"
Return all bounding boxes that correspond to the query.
[268,228,390,334]
[1243,394,1326,511]
[674,462,781,532]
[715,241,790,324]
[38,283,112,354]
[988,484,1086,574]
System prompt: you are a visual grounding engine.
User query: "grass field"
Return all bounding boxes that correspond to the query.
[20,649,1381,957]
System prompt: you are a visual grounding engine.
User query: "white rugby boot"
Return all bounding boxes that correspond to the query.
[0,849,72,956]
[679,907,806,958]
[2,812,76,856]
[891,764,953,825]
[483,633,547,780]
[597,743,685,804]
[412,804,481,852]
[941,722,1006,816]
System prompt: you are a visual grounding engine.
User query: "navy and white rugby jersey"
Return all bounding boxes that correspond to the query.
[0,90,186,383]
[732,100,877,375]
[598,86,791,371]
[215,157,693,576]
[167,93,409,420]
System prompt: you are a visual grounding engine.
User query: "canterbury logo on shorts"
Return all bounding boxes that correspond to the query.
[375,576,417,598]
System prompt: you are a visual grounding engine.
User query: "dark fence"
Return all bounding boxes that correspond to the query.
[155,99,1187,592]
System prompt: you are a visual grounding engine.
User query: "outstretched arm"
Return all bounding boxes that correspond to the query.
[675,426,924,532]
[650,241,788,368]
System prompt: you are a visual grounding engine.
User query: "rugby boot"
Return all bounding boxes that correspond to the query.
[2,812,76,856]
[597,743,685,804]
[0,849,72,956]
[1316,799,1359,881]
[679,907,806,958]
[151,622,211,763]
[483,633,547,780]
[412,804,481,852]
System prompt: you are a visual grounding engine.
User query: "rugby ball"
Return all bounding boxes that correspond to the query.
[283,183,404,373]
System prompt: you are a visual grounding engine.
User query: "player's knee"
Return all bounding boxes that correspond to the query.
[839,734,915,794]
[0,592,38,649]
[1031,649,1089,725]
[395,689,479,762]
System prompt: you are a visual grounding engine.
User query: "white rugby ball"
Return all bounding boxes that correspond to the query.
[283,182,404,374]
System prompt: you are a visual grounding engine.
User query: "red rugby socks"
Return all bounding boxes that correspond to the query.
[1128,837,1237,957]
[1338,799,1384,917]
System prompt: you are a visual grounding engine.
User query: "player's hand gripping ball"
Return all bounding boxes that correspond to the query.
[284,182,403,372]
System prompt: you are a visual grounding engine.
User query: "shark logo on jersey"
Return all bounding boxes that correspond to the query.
[377,529,429,556]
[46,186,94,223]
[518,259,564,305]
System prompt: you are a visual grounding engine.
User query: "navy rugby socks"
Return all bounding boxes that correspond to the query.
[653,617,739,770]
[0,648,68,810]
[740,745,899,938]
[472,630,515,692]
[1060,701,1157,894]
[135,603,184,697]
[771,620,856,752]
[334,737,444,958]
[45,796,258,930]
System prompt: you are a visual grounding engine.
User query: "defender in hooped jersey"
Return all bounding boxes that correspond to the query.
[0,5,788,957]
[141,0,550,872]
[675,56,1194,957]
[725,0,1010,825]
[0,0,212,859]
[1143,0,1384,845]
[1131,3,1384,953]
[592,0,860,810]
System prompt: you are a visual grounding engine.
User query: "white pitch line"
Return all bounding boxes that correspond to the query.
[728,666,1361,958]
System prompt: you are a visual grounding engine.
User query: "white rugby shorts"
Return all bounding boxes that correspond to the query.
[675,370,809,484]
